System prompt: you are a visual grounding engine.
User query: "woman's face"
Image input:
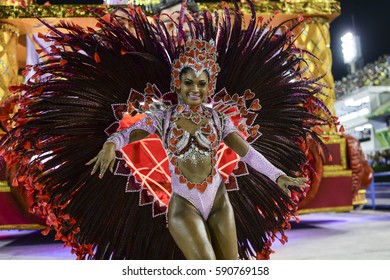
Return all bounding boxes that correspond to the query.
[179,68,209,106]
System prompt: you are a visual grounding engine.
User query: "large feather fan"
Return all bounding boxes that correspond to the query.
[0,1,337,259]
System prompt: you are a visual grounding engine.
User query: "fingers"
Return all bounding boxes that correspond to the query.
[109,159,115,173]
[99,162,109,179]
[90,160,109,179]
[288,177,309,188]
[280,185,291,197]
[88,149,116,179]
[91,160,99,176]
[279,177,309,195]
[86,156,97,166]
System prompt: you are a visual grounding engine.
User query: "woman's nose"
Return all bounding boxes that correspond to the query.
[193,84,199,92]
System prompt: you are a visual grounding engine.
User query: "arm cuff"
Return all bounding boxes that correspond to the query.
[105,116,156,150]
[241,146,286,183]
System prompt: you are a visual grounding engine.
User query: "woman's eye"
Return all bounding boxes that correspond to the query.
[199,82,206,87]
[184,81,192,85]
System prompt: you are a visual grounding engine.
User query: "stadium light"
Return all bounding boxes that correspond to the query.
[341,32,362,74]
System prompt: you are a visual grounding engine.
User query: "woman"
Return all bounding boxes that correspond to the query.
[0,2,335,259]
[87,40,308,260]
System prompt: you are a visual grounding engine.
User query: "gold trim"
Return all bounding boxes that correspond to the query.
[0,181,10,192]
[322,134,348,171]
[0,1,341,20]
[352,190,367,205]
[0,0,34,5]
[199,1,341,18]
[0,224,45,230]
[322,170,352,178]
[323,165,348,172]
[0,21,19,34]
[0,4,103,19]
[321,133,343,139]
[299,205,353,214]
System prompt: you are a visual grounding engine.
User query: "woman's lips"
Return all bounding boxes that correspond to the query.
[188,92,200,100]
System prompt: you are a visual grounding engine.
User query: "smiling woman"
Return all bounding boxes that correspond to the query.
[89,39,309,259]
[179,68,209,106]
[0,2,336,260]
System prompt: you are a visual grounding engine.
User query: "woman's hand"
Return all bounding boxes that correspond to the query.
[86,142,116,179]
[276,175,309,196]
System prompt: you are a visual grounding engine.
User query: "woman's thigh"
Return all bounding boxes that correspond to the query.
[168,193,216,260]
[206,184,238,260]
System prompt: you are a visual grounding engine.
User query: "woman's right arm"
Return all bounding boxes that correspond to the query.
[87,116,156,178]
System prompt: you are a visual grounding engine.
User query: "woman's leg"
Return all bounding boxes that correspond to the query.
[206,184,238,260]
[168,193,216,260]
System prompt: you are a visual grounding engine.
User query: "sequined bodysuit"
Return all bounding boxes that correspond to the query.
[107,105,285,220]
[165,106,227,220]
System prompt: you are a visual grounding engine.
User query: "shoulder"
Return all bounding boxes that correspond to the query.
[208,107,224,119]
[148,107,171,118]
[149,106,174,130]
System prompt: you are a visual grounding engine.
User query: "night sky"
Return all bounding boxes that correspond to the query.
[330,0,390,81]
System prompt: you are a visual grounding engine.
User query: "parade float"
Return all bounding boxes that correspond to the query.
[0,0,372,230]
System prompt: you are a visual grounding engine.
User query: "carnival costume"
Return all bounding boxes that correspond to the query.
[0,1,337,259]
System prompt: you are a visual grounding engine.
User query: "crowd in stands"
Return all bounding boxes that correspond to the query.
[334,55,390,98]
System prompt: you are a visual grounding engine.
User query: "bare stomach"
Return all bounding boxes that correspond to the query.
[177,156,212,183]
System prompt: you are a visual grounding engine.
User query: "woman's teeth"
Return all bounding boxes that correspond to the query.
[189,93,200,100]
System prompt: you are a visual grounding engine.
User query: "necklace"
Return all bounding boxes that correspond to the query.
[172,104,212,125]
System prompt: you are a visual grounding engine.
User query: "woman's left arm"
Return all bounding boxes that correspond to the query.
[223,132,308,195]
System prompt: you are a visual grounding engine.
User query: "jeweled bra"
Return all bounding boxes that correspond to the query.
[166,105,220,193]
